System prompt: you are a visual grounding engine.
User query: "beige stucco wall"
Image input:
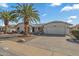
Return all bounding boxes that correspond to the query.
[17,23,24,32]
[17,22,70,35]
[17,23,32,33]
[44,23,69,35]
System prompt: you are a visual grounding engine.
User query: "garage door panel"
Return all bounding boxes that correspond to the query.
[44,27,66,35]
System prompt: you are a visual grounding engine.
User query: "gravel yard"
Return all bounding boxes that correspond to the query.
[0,34,79,56]
[0,34,36,42]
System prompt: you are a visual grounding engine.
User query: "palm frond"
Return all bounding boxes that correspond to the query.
[13,3,40,24]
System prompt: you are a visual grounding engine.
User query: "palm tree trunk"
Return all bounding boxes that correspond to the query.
[24,23,29,35]
[4,20,8,34]
[24,17,29,35]
[4,25,8,34]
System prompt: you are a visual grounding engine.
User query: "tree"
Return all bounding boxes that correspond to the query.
[15,3,40,35]
[0,10,17,34]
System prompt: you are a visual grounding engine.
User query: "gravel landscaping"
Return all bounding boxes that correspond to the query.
[0,34,36,42]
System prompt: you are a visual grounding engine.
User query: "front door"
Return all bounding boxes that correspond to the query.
[32,27,35,32]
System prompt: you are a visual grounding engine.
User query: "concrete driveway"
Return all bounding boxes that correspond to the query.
[25,36,79,56]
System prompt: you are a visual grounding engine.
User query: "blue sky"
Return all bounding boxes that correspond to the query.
[0,3,79,26]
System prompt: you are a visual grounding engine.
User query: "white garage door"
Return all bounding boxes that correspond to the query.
[44,27,66,35]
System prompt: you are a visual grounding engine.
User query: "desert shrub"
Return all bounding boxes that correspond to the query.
[71,30,79,40]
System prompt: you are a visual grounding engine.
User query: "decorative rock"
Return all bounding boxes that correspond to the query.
[3,47,9,50]
[17,39,26,42]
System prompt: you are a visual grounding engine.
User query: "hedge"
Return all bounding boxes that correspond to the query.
[71,30,79,40]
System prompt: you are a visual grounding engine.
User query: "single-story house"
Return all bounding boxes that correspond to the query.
[16,23,25,33]
[16,21,72,35]
[8,25,17,32]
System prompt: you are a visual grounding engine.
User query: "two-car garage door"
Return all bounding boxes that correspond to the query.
[44,25,66,35]
[44,28,66,35]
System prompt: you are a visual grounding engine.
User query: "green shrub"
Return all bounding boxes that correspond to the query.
[71,30,79,40]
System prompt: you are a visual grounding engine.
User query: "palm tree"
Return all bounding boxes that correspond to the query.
[0,10,17,34]
[14,4,40,35]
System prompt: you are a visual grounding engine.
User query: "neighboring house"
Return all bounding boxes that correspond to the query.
[0,26,4,32]
[0,25,16,33]
[16,21,72,35]
[71,24,79,30]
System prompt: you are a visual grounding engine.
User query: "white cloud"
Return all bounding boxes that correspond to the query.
[61,4,79,12]
[67,16,77,23]
[68,16,77,19]
[0,3,8,8]
[42,13,47,16]
[50,3,61,6]
[61,6,72,12]
[67,19,72,23]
